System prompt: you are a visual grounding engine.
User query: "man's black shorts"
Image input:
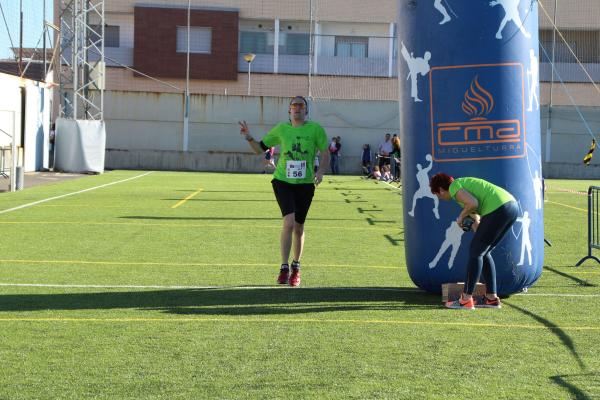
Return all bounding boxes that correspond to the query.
[271,179,315,224]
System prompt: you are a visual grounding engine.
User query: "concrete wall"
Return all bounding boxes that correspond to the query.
[540,105,600,178]
[104,91,600,178]
[104,91,399,172]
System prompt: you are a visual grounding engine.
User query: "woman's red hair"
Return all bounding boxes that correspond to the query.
[429,172,454,194]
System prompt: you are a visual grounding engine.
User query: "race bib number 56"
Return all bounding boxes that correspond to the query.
[286,160,307,179]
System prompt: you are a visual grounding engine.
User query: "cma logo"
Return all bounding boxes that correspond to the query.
[430,65,526,162]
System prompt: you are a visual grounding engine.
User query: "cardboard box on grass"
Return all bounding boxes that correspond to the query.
[442,282,486,303]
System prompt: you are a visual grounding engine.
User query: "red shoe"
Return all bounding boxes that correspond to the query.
[277,267,289,284]
[289,267,301,287]
[476,297,502,309]
[445,296,475,310]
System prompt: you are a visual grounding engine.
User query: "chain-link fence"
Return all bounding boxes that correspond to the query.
[2,1,599,100]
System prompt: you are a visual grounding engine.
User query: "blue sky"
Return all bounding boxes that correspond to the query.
[0,0,52,60]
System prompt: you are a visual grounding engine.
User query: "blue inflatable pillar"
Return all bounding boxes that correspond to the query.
[397,0,543,295]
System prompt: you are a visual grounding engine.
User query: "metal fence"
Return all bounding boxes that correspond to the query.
[1,0,599,169]
[576,186,600,266]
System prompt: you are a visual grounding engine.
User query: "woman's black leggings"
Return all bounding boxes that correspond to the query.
[465,201,519,295]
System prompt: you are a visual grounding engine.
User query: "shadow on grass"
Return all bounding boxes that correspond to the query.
[0,287,440,315]
[119,216,366,222]
[504,302,586,370]
[162,198,346,203]
[545,266,597,287]
[384,234,404,246]
[550,372,600,400]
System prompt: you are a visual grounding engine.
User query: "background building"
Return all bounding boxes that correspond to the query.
[2,1,597,176]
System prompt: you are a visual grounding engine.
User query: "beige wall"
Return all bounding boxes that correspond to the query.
[104,0,600,27]
[105,67,399,101]
[538,0,600,29]
[105,0,397,22]
[106,67,597,106]
[58,1,599,106]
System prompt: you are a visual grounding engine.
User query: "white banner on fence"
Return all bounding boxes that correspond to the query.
[54,118,106,173]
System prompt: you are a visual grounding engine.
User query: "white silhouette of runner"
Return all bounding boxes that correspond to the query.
[489,0,531,40]
[434,0,452,25]
[527,49,539,111]
[400,42,432,103]
[408,154,439,219]
[532,170,543,210]
[429,221,464,269]
[517,211,532,266]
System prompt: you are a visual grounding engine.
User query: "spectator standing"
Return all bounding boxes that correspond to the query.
[378,133,393,168]
[329,136,341,175]
[361,144,372,176]
[391,135,401,182]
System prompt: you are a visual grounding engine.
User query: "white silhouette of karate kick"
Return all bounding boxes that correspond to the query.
[532,170,543,210]
[400,42,431,103]
[408,154,439,219]
[429,222,464,269]
[434,0,452,25]
[527,49,539,111]
[516,211,532,266]
[489,0,531,39]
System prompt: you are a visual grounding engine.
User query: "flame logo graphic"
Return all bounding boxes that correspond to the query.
[461,76,495,120]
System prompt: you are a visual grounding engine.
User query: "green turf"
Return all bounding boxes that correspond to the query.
[0,171,598,399]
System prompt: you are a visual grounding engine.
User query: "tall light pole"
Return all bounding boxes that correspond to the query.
[244,53,256,95]
[183,0,191,151]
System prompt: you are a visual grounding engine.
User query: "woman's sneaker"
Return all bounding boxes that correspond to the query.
[476,297,502,309]
[445,297,475,310]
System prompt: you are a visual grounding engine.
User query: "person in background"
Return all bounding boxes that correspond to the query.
[329,136,341,175]
[361,144,372,176]
[49,122,56,170]
[429,173,518,310]
[372,165,382,180]
[378,133,393,168]
[262,146,276,173]
[381,164,392,182]
[391,135,401,183]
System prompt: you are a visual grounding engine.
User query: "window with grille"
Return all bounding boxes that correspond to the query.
[176,26,212,54]
[281,33,310,56]
[335,36,368,58]
[240,31,268,54]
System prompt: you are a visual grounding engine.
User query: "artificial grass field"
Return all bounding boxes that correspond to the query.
[0,170,598,399]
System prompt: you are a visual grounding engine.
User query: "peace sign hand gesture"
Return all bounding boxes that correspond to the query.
[238,121,250,138]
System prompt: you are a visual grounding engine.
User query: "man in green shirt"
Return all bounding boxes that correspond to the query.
[239,96,330,287]
[430,173,518,309]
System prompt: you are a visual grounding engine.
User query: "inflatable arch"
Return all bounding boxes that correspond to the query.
[397,0,543,295]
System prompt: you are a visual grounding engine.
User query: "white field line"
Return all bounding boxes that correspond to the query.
[0,282,599,298]
[0,259,400,270]
[379,180,402,191]
[0,220,403,232]
[0,171,154,215]
[0,316,597,330]
[0,283,411,290]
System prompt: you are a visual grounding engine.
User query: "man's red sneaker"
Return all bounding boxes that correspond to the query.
[277,267,289,284]
[289,268,301,287]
